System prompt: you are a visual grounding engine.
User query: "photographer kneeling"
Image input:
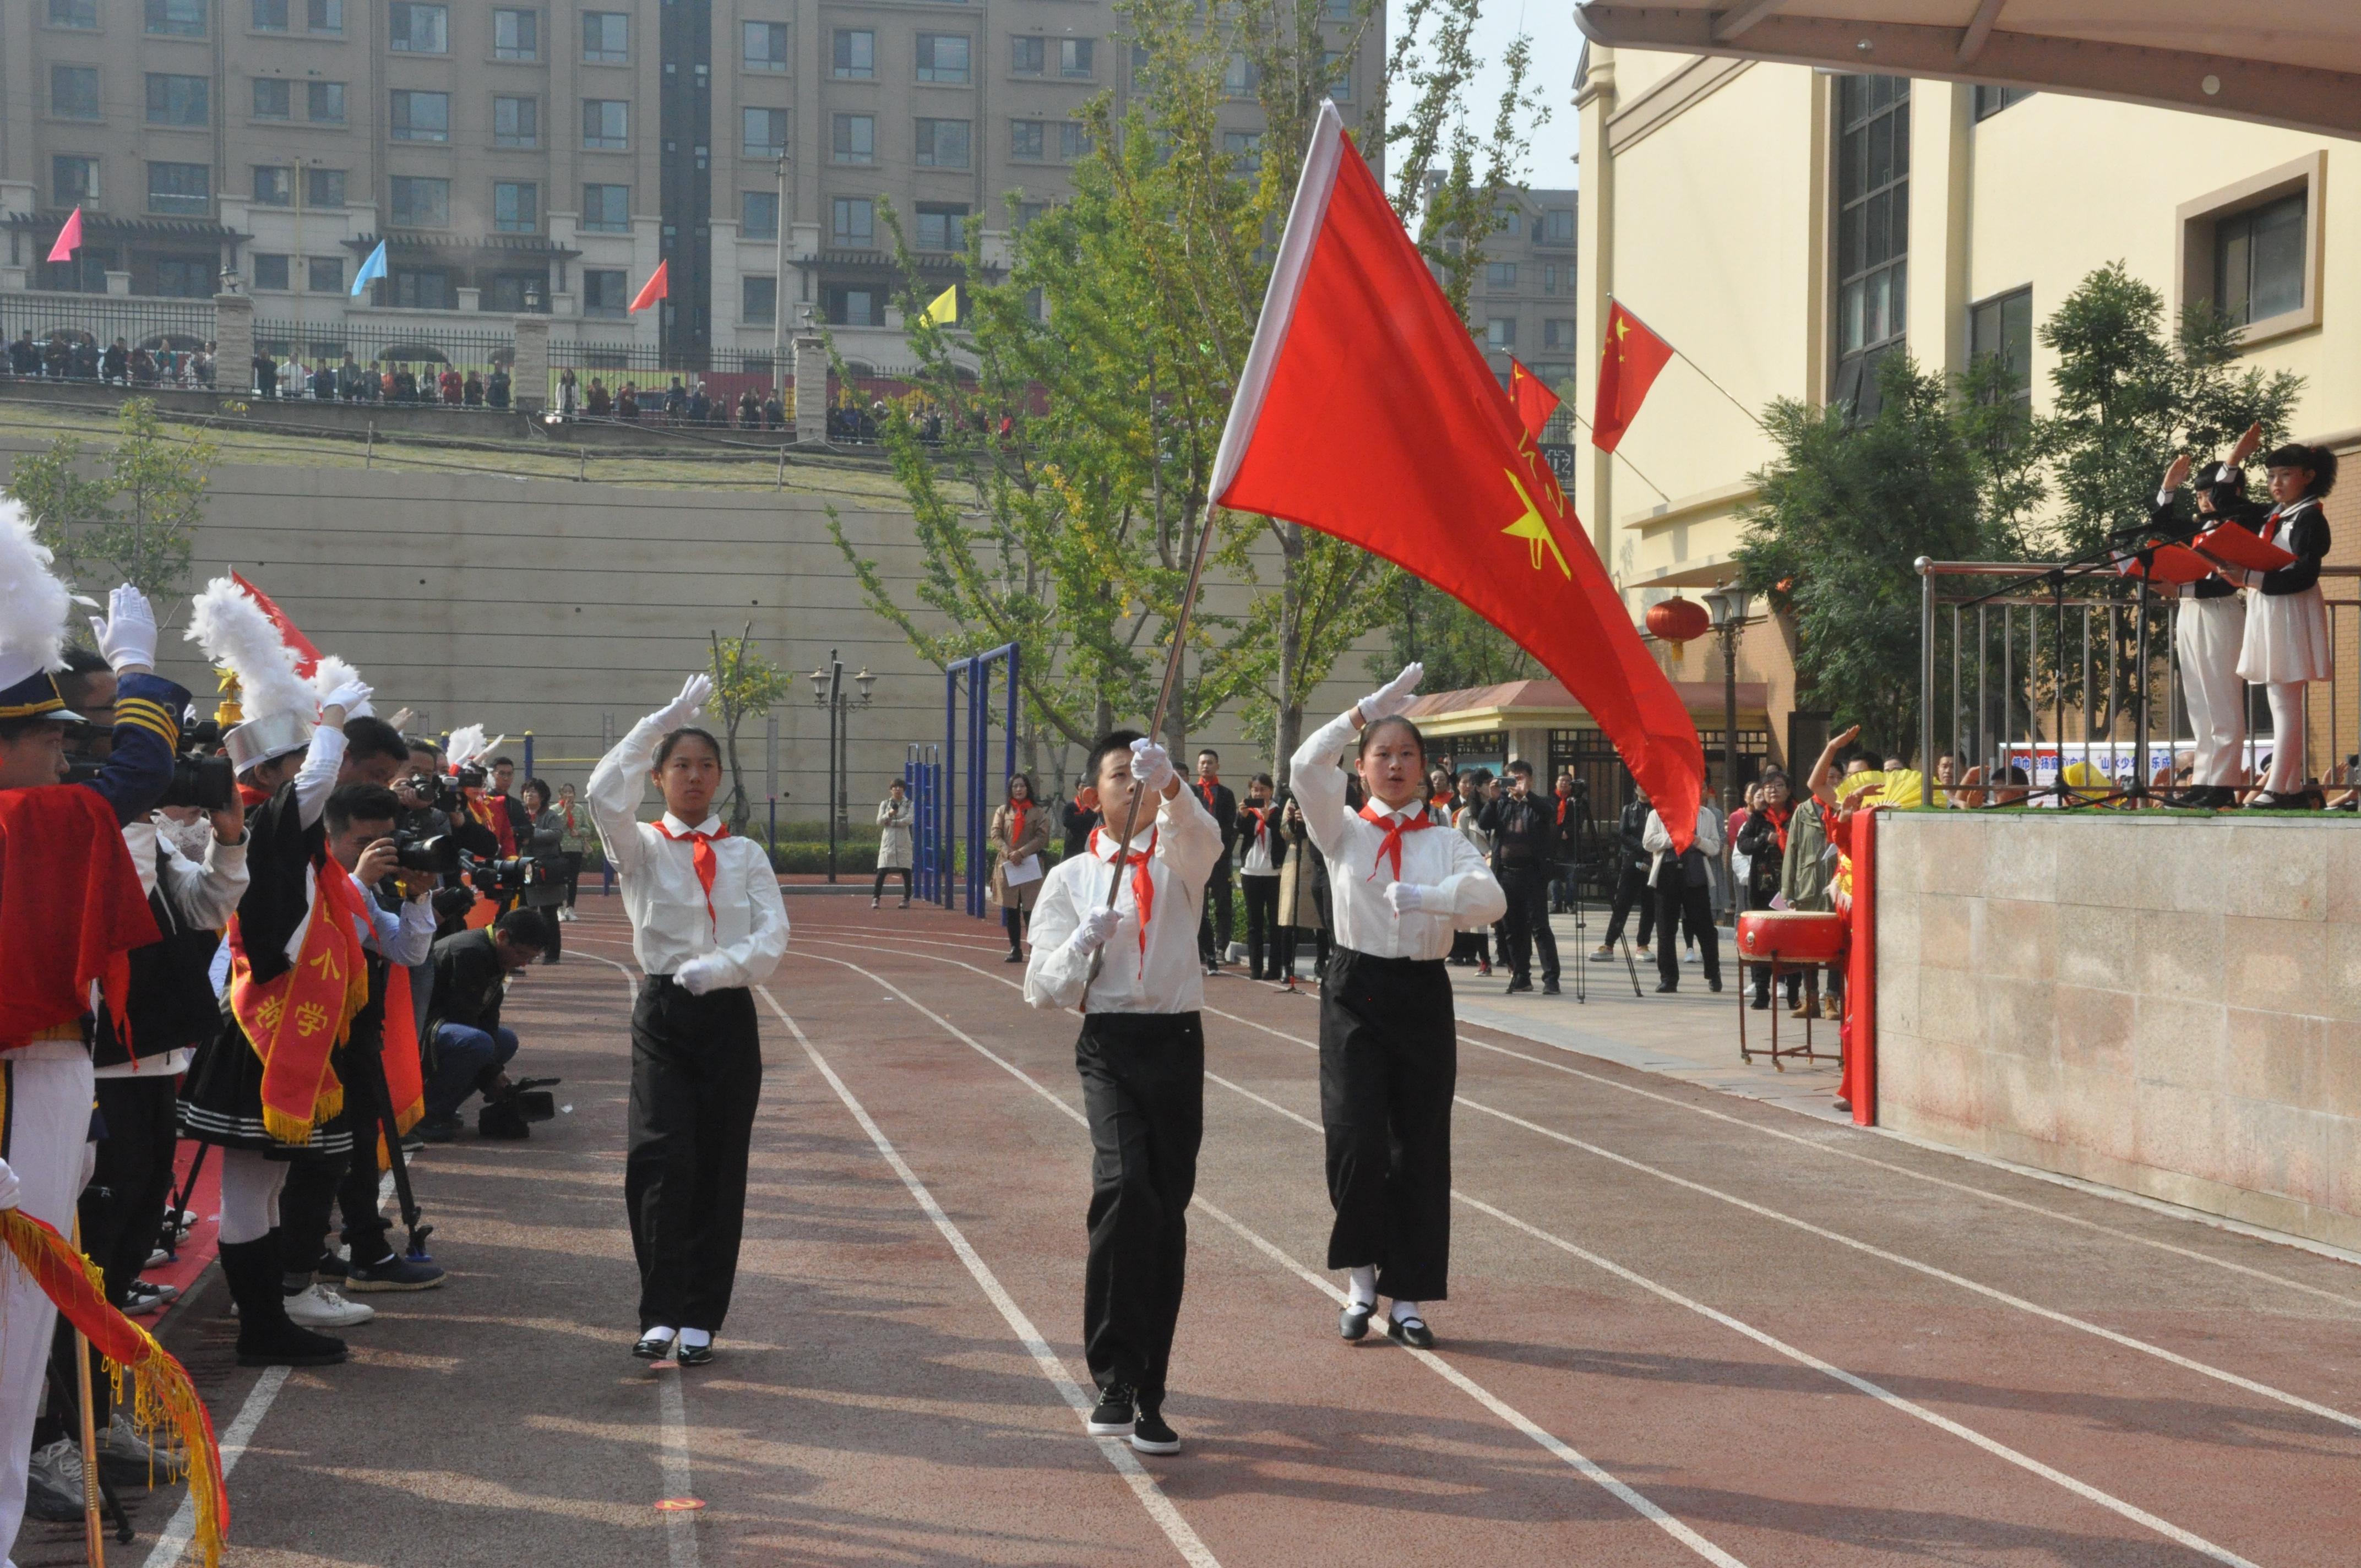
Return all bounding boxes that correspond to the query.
[420,909,549,1141]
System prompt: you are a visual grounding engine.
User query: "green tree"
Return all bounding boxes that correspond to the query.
[705,625,793,832]
[3,400,215,616]
[1367,576,1537,692]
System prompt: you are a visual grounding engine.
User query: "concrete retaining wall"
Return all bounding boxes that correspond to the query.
[1877,811,2361,1252]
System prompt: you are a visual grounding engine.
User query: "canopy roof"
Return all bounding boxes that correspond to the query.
[1573,3,2361,140]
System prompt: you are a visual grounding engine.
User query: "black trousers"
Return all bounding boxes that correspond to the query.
[1498,866,1559,986]
[873,865,911,900]
[1653,882,1721,988]
[1197,867,1235,961]
[1240,875,1280,978]
[562,851,585,907]
[278,1057,398,1277]
[628,978,763,1332]
[81,1075,180,1305]
[1319,950,1455,1303]
[1601,864,1656,949]
[1076,1011,1203,1404]
[1275,925,1329,980]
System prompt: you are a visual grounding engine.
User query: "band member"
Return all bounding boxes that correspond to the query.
[589,674,789,1365]
[1025,731,1222,1455]
[2157,423,2266,809]
[1291,664,1504,1349]
[2237,444,2337,806]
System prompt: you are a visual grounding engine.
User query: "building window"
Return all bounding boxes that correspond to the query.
[393,90,450,141]
[50,1,101,28]
[494,181,538,233]
[1972,85,2033,121]
[393,268,449,309]
[495,96,539,147]
[916,118,970,169]
[1832,74,1910,417]
[156,258,213,297]
[1539,208,1574,243]
[53,156,100,206]
[1494,208,1522,238]
[917,34,970,83]
[390,175,450,227]
[1486,317,1515,349]
[583,99,629,150]
[1222,130,1261,171]
[1060,122,1089,161]
[1059,38,1095,78]
[1222,53,1256,96]
[1486,262,1516,288]
[742,190,779,239]
[1013,37,1045,75]
[1013,200,1047,230]
[252,253,291,290]
[831,114,873,163]
[744,21,788,71]
[581,183,630,232]
[307,0,341,31]
[388,1,445,52]
[2213,192,2306,328]
[308,81,346,123]
[1543,319,1575,350]
[146,0,208,36]
[834,29,874,78]
[583,269,629,314]
[146,161,211,214]
[581,11,627,64]
[253,0,289,30]
[307,167,345,206]
[309,256,343,292]
[1324,50,1350,102]
[1967,285,2033,415]
[1010,121,1045,162]
[253,165,292,205]
[51,66,101,120]
[833,197,874,245]
[494,8,537,59]
[825,285,878,326]
[916,203,967,251]
[743,107,788,158]
[253,78,292,119]
[742,275,777,324]
[147,74,210,127]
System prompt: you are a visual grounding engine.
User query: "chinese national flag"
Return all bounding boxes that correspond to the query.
[1508,358,1561,439]
[1212,104,1704,848]
[231,570,323,678]
[1593,301,1674,452]
[628,260,669,313]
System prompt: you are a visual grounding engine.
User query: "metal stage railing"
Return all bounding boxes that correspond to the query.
[1916,557,2361,807]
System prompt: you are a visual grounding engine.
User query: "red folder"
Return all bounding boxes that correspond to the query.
[2115,544,2214,585]
[2194,524,2295,571]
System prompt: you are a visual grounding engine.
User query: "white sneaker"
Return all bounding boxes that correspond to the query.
[285,1282,375,1328]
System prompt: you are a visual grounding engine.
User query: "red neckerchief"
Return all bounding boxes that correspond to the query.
[652,818,729,934]
[1763,801,1793,853]
[238,781,273,809]
[1554,796,1570,826]
[1358,800,1433,881]
[1197,778,1221,814]
[1009,801,1031,847]
[1240,803,1274,849]
[1089,826,1157,974]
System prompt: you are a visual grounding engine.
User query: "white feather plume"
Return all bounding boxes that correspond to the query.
[0,500,69,674]
[445,723,489,769]
[184,575,313,721]
[307,654,364,706]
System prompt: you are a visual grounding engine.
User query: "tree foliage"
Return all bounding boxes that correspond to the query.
[4,399,215,618]
[705,624,793,831]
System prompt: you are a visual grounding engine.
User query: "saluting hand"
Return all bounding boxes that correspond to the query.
[90,584,158,674]
[1359,662,1424,725]
[657,673,714,731]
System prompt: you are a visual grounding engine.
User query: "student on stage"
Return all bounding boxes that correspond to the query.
[1291,665,1504,1349]
[1024,729,1223,1456]
[2156,426,2267,809]
[588,674,790,1365]
[2236,444,2337,807]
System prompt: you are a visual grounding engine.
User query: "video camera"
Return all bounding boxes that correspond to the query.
[477,1076,562,1140]
[463,851,569,907]
[394,829,460,877]
[65,720,237,811]
[400,769,463,815]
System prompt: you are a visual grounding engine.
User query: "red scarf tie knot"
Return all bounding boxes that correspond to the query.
[1358,801,1433,882]
[652,818,730,933]
[1090,826,1157,974]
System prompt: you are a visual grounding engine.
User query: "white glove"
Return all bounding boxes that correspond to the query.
[1359,662,1424,724]
[674,955,723,995]
[1067,907,1120,956]
[1129,738,1176,796]
[0,1157,19,1212]
[1385,881,1433,917]
[321,679,374,720]
[89,585,157,672]
[657,673,714,731]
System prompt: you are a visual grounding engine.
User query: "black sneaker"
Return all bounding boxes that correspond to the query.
[416,1115,464,1144]
[1541,981,1561,995]
[1130,1405,1180,1455]
[314,1249,349,1282]
[1086,1384,1136,1436]
[347,1253,445,1292]
[1504,978,1533,995]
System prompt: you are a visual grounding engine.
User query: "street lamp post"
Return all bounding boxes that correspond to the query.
[809,650,875,882]
[1704,587,1753,821]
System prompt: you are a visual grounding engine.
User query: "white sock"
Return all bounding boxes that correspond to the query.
[677,1327,711,1350]
[1347,1267,1378,1308]
[1389,1298,1424,1326]
[645,1325,676,1342]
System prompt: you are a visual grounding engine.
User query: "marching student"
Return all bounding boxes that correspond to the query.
[1291,664,1504,1349]
[589,674,789,1365]
[1236,774,1286,981]
[1024,729,1223,1455]
[2237,444,2337,807]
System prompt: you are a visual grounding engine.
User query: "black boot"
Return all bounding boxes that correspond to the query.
[221,1236,347,1368]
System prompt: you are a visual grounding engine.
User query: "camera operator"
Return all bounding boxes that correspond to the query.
[1477,760,1562,995]
[419,909,549,1141]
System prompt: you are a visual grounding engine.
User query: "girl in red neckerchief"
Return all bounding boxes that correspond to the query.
[989,773,1052,962]
[2235,443,2337,807]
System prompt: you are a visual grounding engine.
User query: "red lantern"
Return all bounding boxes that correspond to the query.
[1645,596,1710,643]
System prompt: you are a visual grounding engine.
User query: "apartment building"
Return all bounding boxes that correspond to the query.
[0,0,1383,371]
[1470,184,1578,394]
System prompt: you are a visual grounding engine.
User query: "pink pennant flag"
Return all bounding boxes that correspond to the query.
[46,208,83,265]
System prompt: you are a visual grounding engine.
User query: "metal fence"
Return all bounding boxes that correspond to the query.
[0,291,217,352]
[1916,557,2361,804]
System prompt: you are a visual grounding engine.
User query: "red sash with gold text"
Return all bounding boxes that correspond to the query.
[226,856,371,1144]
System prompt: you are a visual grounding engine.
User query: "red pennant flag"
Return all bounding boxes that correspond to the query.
[46,207,83,265]
[230,571,322,677]
[628,260,670,313]
[1508,358,1562,439]
[1212,104,1704,850]
[1593,301,1674,452]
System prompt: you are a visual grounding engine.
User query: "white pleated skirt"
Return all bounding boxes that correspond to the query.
[2237,586,2333,685]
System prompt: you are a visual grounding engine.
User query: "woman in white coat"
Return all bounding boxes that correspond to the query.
[874,777,915,907]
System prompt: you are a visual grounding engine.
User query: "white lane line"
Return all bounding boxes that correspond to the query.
[1192,1000,2361,1436]
[756,989,1221,1568]
[141,1366,291,1568]
[785,949,1754,1568]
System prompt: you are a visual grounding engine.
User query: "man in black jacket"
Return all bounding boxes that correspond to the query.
[1191,749,1238,972]
[1479,760,1560,994]
[421,911,548,1139]
[1592,782,1655,960]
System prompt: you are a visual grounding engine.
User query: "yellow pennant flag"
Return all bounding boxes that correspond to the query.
[924,283,959,325]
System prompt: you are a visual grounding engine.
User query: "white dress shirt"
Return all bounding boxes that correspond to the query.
[1238,803,1279,876]
[1289,710,1506,960]
[1025,783,1225,1014]
[1642,805,1724,885]
[588,717,791,987]
[102,817,255,1079]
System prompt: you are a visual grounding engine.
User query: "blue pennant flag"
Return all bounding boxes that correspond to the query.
[350,240,388,297]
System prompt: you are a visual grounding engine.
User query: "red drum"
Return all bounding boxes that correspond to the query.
[1736,910,1847,964]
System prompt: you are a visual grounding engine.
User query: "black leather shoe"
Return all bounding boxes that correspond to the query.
[1339,1302,1374,1341]
[632,1330,675,1361]
[1504,978,1533,995]
[674,1340,715,1366]
[1385,1314,1436,1350]
[1654,982,1678,994]
[1541,981,1560,995]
